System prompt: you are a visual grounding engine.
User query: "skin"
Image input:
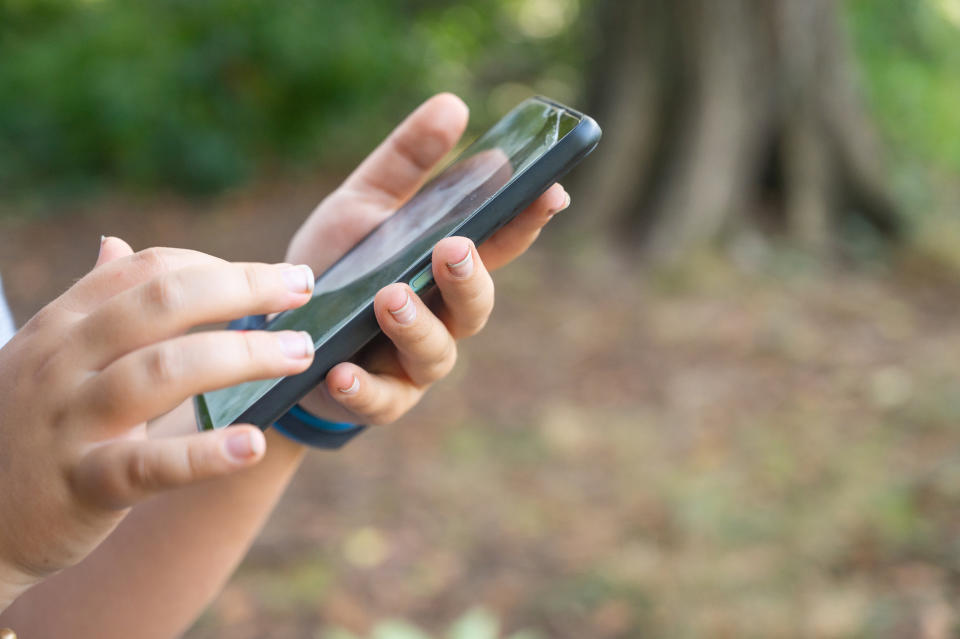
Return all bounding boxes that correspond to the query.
[0,93,570,637]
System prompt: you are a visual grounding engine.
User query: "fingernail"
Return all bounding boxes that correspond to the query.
[338,375,360,395]
[278,331,314,359]
[224,429,265,461]
[388,291,417,325]
[282,264,314,294]
[446,245,474,279]
[97,235,107,258]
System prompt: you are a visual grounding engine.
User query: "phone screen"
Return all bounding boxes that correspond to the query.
[198,98,582,429]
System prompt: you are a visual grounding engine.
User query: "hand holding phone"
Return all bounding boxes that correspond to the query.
[196,95,601,433]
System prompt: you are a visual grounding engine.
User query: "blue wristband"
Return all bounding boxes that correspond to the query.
[227,314,365,449]
[273,405,367,449]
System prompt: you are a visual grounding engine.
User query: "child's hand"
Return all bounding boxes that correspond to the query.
[285,93,570,425]
[0,241,317,605]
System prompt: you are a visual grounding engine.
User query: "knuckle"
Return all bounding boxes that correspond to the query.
[240,264,262,298]
[135,247,170,275]
[347,388,379,416]
[397,317,434,347]
[238,331,263,365]
[184,443,206,482]
[237,331,287,377]
[370,397,413,425]
[456,278,485,303]
[22,303,60,334]
[146,342,182,386]
[30,348,68,386]
[420,341,457,382]
[125,451,151,494]
[87,373,126,419]
[368,411,400,426]
[392,131,438,173]
[144,274,184,315]
[343,386,389,422]
[369,407,400,426]
[453,282,494,337]
[49,403,72,432]
[66,451,120,509]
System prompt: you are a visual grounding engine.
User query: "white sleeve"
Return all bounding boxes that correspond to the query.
[0,276,16,348]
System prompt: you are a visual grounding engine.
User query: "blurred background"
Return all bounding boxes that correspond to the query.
[2,0,960,637]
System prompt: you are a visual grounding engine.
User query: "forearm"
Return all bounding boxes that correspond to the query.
[0,401,308,638]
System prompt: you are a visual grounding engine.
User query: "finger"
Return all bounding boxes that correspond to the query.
[431,237,495,339]
[73,262,314,370]
[94,236,135,268]
[373,283,457,387]
[61,246,227,313]
[76,329,314,431]
[72,426,266,509]
[322,362,424,425]
[286,93,469,271]
[478,183,570,271]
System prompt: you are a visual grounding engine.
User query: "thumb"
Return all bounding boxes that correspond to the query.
[72,427,267,510]
[94,235,135,268]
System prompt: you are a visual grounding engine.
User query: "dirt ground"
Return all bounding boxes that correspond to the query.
[3,182,960,639]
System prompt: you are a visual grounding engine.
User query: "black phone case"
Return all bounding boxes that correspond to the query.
[196,97,601,430]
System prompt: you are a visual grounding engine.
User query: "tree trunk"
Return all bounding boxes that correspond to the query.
[572,0,902,261]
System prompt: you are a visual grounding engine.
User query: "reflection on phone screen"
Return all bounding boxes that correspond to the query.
[198,98,581,429]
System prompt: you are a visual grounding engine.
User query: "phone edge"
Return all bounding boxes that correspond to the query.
[199,101,602,430]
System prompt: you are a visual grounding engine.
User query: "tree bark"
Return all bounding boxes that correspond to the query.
[571,0,902,260]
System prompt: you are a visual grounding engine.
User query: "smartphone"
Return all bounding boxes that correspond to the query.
[195,96,601,431]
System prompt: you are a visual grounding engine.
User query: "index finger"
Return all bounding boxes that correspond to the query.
[59,247,226,314]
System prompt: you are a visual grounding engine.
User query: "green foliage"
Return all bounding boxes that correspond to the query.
[323,608,538,639]
[846,0,960,174]
[2,0,956,217]
[0,0,589,204]
[0,0,425,196]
